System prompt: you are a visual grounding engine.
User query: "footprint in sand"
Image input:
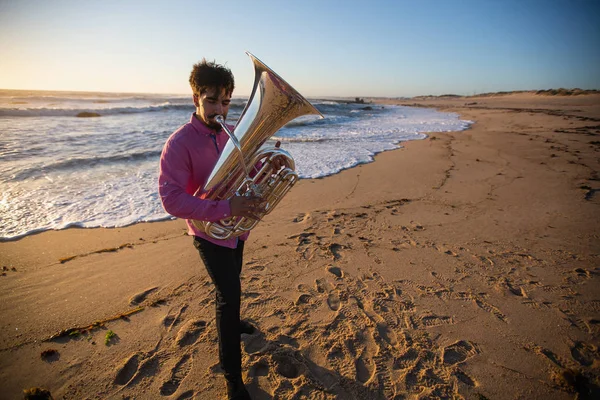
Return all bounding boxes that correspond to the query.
[327,343,365,382]
[327,345,345,363]
[163,305,188,331]
[573,268,592,278]
[249,264,266,272]
[570,341,597,366]
[420,314,453,328]
[114,353,142,385]
[315,278,334,293]
[248,359,270,377]
[247,358,272,394]
[292,213,310,223]
[244,334,268,354]
[356,211,370,219]
[289,232,315,246]
[159,354,192,396]
[175,319,206,347]
[376,322,399,347]
[325,210,342,221]
[40,349,60,363]
[531,346,571,368]
[355,355,375,383]
[566,268,594,284]
[443,340,479,365]
[393,348,419,370]
[126,355,161,387]
[410,221,425,231]
[129,286,159,305]
[433,244,457,256]
[296,283,312,292]
[273,353,304,379]
[327,265,343,278]
[327,292,341,311]
[275,334,299,348]
[503,280,527,297]
[327,243,345,260]
[454,369,477,387]
[480,299,506,321]
[358,236,373,245]
[174,391,194,400]
[296,293,312,306]
[495,276,529,298]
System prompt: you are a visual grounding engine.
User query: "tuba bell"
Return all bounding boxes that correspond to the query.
[192,52,323,240]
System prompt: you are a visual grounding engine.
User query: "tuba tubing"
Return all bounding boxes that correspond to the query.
[192,52,323,240]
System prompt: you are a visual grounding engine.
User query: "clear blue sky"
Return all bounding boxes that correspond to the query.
[0,0,598,97]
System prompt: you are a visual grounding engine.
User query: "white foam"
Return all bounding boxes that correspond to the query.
[281,105,470,178]
[0,102,471,239]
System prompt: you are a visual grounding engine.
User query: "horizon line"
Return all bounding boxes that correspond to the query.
[1,87,599,99]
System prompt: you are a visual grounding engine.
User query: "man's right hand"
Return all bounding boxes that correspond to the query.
[229,195,265,220]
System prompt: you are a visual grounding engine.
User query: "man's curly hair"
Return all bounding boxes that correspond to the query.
[189,59,235,96]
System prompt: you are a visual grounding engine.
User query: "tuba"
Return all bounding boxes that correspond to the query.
[192,52,323,240]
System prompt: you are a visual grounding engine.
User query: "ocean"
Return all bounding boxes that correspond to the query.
[0,90,471,240]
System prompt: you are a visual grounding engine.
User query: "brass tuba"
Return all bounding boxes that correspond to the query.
[192,52,323,240]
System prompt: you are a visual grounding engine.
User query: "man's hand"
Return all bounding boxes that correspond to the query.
[271,141,285,173]
[229,195,265,220]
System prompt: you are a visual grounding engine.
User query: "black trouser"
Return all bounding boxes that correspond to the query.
[194,236,245,379]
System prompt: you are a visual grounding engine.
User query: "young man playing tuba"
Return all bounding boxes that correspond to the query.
[159,59,276,400]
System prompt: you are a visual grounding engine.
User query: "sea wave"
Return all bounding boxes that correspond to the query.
[283,117,328,129]
[5,95,173,103]
[0,104,191,117]
[281,114,357,131]
[271,136,329,143]
[0,102,247,117]
[7,150,162,182]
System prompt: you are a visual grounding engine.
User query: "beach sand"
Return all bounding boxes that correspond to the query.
[1,93,599,399]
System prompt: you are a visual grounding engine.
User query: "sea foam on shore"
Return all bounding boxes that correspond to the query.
[0,90,471,239]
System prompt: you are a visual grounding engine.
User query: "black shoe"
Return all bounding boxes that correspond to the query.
[240,320,256,335]
[226,376,251,400]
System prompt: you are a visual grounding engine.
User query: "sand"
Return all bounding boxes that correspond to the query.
[1,93,598,399]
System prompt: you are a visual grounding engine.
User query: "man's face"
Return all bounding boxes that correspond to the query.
[194,87,232,130]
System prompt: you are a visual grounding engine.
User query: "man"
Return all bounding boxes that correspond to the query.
[159,59,271,400]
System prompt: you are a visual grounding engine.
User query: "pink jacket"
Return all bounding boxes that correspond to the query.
[159,113,249,248]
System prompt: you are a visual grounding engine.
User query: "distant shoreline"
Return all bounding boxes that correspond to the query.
[2,87,599,100]
[372,88,600,101]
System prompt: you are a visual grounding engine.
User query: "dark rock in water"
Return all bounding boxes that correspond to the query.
[361,106,373,111]
[76,112,101,117]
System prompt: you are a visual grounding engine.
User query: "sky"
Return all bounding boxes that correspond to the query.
[0,0,599,98]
